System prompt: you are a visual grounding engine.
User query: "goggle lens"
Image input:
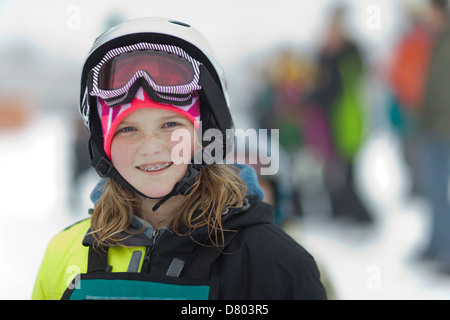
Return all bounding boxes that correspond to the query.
[98,50,195,90]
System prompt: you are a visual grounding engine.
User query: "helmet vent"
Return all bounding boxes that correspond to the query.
[169,20,191,28]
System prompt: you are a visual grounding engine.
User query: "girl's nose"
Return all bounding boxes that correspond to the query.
[137,132,164,155]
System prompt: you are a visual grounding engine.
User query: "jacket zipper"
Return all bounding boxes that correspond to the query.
[142,229,160,273]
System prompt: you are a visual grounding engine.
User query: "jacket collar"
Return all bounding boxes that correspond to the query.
[82,217,159,247]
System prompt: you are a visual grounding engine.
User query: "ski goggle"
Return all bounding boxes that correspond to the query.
[88,42,202,107]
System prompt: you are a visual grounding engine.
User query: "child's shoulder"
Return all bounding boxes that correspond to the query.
[61,217,92,233]
[48,217,91,252]
[34,218,92,299]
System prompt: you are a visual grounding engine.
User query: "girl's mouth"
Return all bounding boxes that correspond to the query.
[137,162,173,172]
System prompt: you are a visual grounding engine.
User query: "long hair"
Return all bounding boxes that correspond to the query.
[90,164,247,247]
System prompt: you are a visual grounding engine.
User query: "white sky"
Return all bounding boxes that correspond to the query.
[0,0,406,67]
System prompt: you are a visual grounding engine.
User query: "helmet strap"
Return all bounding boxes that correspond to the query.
[151,162,203,211]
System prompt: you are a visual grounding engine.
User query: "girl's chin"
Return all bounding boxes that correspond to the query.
[127,166,189,199]
[137,185,176,199]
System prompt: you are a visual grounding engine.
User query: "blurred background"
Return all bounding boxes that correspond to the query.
[1,0,450,299]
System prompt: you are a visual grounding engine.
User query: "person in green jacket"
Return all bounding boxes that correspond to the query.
[32,17,326,300]
[309,5,372,225]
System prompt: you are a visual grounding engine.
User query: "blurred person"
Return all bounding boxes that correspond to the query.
[32,17,326,300]
[387,3,433,197]
[255,49,314,154]
[417,0,450,272]
[308,5,372,225]
[250,48,318,219]
[230,136,301,225]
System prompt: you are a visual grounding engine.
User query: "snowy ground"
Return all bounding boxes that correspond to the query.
[1,111,450,300]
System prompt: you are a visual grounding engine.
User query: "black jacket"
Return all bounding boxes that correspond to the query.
[79,196,327,300]
[192,196,326,299]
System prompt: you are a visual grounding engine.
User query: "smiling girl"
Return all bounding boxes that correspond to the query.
[32,17,326,300]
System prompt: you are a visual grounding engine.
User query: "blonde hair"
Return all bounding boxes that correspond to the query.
[90,164,247,248]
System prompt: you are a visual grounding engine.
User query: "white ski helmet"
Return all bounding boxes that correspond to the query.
[79,17,234,209]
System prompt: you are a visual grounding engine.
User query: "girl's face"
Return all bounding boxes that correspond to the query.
[111,107,195,199]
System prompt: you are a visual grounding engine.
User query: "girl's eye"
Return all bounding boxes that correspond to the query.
[163,122,179,128]
[116,126,136,134]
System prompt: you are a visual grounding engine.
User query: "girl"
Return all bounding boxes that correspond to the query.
[32,17,326,300]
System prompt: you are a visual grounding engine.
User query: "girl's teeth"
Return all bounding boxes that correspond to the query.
[142,163,170,171]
